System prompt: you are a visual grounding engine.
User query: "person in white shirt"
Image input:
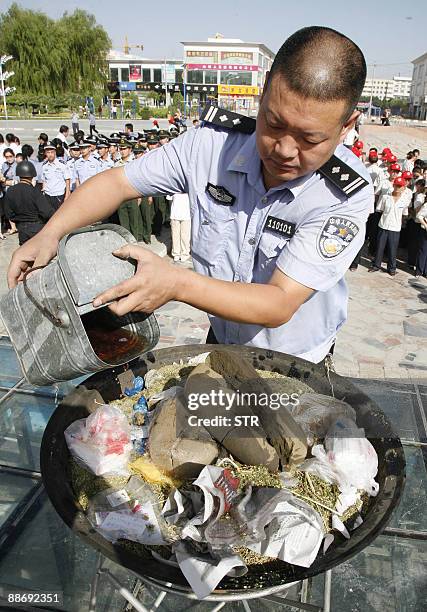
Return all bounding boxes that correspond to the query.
[407,178,425,269]
[415,195,427,277]
[71,111,79,136]
[402,151,415,173]
[364,150,384,257]
[343,126,357,148]
[55,125,69,145]
[169,193,191,262]
[369,176,408,276]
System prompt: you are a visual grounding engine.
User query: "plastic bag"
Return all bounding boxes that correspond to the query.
[325,418,379,496]
[300,418,379,496]
[64,404,132,476]
[87,477,172,545]
[289,393,356,444]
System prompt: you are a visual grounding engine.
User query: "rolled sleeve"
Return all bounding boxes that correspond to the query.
[276,186,373,292]
[124,128,198,196]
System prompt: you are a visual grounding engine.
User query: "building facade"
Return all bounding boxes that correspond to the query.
[181,35,275,114]
[361,76,412,101]
[107,36,275,115]
[409,52,427,120]
[107,50,187,106]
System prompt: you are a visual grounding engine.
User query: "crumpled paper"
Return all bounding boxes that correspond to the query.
[159,466,326,597]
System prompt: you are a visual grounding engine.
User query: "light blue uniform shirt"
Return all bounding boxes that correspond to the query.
[98,157,114,172]
[75,157,100,185]
[124,125,373,363]
[66,157,79,191]
[41,159,70,196]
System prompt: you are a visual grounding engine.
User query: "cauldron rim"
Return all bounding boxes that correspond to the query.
[40,344,406,597]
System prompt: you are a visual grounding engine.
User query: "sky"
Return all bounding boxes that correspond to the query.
[1,0,422,79]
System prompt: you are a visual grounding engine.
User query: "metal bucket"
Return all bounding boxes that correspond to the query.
[40,344,406,600]
[0,224,159,386]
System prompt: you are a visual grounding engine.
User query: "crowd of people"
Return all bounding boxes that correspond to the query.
[0,116,199,262]
[0,120,426,277]
[344,138,427,278]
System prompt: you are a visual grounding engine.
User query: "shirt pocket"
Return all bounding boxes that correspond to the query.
[191,189,237,268]
[255,232,290,281]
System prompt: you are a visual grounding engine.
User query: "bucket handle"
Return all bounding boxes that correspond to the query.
[23,266,68,328]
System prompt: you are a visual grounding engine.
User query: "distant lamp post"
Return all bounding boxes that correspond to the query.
[0,54,14,121]
[368,63,376,120]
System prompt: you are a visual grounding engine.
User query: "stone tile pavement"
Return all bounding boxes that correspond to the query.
[1,230,426,383]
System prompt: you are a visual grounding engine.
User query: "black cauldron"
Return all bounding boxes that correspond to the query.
[40,345,405,599]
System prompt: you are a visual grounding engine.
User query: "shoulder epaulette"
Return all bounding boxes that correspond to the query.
[317,154,369,197]
[200,103,256,135]
[200,104,369,197]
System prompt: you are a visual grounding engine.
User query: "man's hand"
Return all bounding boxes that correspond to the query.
[92,245,180,315]
[7,230,60,288]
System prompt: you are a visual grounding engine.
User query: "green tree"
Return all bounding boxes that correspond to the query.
[58,9,111,93]
[0,4,111,95]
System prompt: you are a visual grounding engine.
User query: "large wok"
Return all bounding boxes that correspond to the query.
[40,344,405,600]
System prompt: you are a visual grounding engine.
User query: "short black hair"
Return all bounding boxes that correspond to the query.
[5,133,14,143]
[125,123,134,131]
[268,26,367,121]
[21,144,34,159]
[59,125,69,134]
[38,132,48,142]
[3,147,14,156]
[413,149,420,155]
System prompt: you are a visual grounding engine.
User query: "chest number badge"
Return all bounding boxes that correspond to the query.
[206,182,236,206]
[264,216,296,238]
[317,216,359,259]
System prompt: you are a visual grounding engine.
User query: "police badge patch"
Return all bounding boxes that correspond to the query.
[205,182,236,206]
[317,216,359,259]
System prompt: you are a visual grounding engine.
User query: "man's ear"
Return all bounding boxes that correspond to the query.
[339,109,360,143]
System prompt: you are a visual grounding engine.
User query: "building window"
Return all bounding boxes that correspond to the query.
[142,68,151,82]
[187,70,203,84]
[220,71,252,86]
[110,67,119,81]
[153,68,162,83]
[204,70,217,84]
[176,69,183,83]
[121,68,129,82]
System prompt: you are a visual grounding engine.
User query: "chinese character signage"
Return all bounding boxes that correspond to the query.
[129,64,142,81]
[187,63,258,71]
[218,84,259,96]
[186,50,219,62]
[220,51,254,63]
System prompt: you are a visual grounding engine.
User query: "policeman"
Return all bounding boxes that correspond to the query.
[66,142,81,192]
[133,143,152,244]
[75,141,100,187]
[3,161,55,245]
[114,138,144,241]
[97,140,114,172]
[8,27,374,365]
[41,142,70,210]
[85,136,98,159]
[158,130,170,146]
[146,133,159,150]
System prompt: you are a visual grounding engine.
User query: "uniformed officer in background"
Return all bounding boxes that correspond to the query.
[41,142,70,210]
[114,138,144,241]
[8,26,373,365]
[75,141,100,187]
[97,140,114,172]
[4,161,55,244]
[66,142,81,192]
[133,142,152,244]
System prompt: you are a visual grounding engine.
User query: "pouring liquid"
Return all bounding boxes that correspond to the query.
[81,308,148,365]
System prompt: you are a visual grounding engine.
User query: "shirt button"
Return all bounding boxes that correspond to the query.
[248,237,256,245]
[261,196,267,204]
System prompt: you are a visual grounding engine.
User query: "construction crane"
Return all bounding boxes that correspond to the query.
[123,35,143,55]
